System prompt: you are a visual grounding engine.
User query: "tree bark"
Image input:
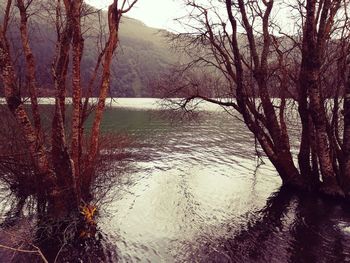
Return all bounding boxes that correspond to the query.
[17,0,42,139]
[84,2,122,199]
[51,0,79,211]
[301,0,342,196]
[71,0,84,201]
[342,63,350,194]
[0,25,67,216]
[225,0,302,187]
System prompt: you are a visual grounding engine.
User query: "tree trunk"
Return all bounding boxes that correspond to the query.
[84,3,121,200]
[71,0,84,201]
[17,0,42,138]
[0,25,71,217]
[51,1,80,212]
[297,86,312,179]
[342,65,350,195]
[226,0,302,188]
[299,0,342,196]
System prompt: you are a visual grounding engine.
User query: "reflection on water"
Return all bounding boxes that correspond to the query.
[93,99,350,262]
[1,99,350,262]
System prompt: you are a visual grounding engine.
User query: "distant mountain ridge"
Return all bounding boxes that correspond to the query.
[0,2,177,97]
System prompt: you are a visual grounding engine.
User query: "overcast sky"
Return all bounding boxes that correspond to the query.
[85,0,184,31]
[84,0,296,35]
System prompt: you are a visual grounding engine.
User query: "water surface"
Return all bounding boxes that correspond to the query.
[2,98,350,262]
[91,99,350,262]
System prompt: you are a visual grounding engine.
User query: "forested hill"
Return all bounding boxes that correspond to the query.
[109,17,177,97]
[0,3,177,97]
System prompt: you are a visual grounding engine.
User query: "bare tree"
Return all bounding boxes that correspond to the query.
[0,0,138,221]
[163,0,350,197]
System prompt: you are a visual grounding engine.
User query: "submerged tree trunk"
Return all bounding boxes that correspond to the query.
[50,0,80,214]
[167,0,349,198]
[0,25,68,216]
[301,0,343,195]
[0,0,138,231]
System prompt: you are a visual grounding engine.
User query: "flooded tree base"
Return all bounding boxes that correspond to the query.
[3,185,350,262]
[2,106,350,262]
[0,206,105,262]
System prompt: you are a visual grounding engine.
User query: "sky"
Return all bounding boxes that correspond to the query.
[85,0,184,31]
[85,0,297,36]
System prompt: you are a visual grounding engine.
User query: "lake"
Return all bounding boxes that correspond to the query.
[91,99,350,262]
[1,98,350,262]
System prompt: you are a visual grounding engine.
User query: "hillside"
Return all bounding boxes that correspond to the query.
[113,17,177,97]
[0,2,178,97]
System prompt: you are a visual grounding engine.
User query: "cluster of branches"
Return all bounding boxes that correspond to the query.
[0,0,138,219]
[160,0,350,197]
